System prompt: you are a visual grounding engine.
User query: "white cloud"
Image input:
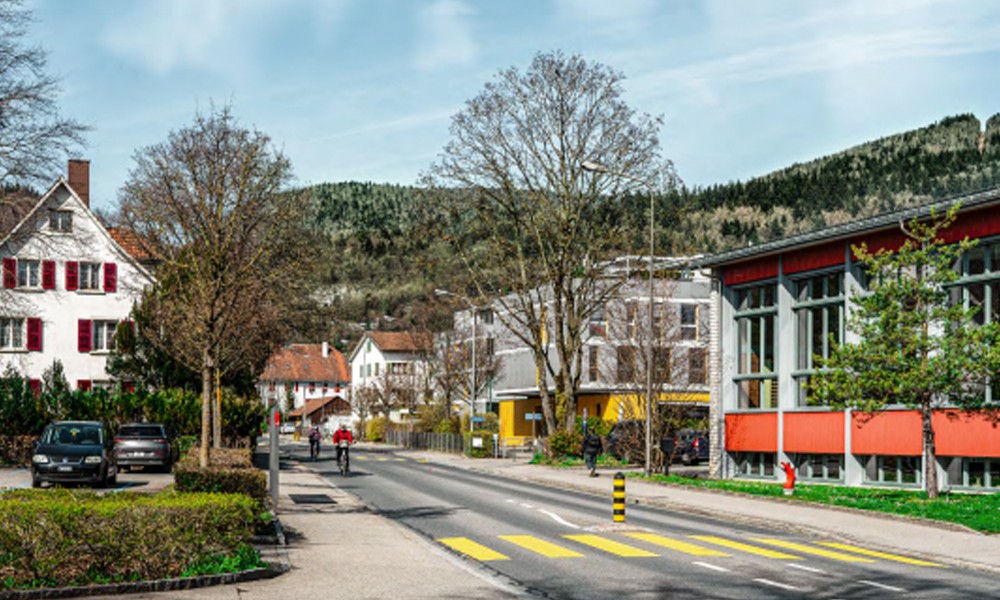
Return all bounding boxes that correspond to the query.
[414,0,478,70]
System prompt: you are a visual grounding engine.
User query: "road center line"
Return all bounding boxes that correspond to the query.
[520,503,534,509]
[859,580,907,593]
[693,561,730,572]
[787,563,826,574]
[754,578,798,591]
[538,509,580,529]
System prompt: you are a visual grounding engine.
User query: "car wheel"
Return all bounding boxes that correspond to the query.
[107,466,117,486]
[681,452,692,466]
[31,477,41,488]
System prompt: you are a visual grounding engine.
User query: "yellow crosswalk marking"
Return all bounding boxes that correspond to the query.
[690,536,800,559]
[625,533,730,557]
[564,534,659,557]
[438,538,509,561]
[752,539,874,562]
[500,535,584,558]
[376,457,389,462]
[353,456,368,460]
[394,458,406,462]
[819,542,946,567]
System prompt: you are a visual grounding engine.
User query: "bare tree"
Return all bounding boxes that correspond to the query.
[424,51,676,435]
[117,106,323,467]
[0,0,88,187]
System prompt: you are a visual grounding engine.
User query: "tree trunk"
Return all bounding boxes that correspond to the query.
[199,359,212,468]
[922,399,939,498]
[212,367,222,449]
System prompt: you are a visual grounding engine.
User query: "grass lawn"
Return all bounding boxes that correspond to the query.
[636,473,1000,534]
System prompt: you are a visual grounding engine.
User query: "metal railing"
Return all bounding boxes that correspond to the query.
[384,430,466,454]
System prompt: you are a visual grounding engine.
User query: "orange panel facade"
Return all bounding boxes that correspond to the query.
[933,410,1000,458]
[851,410,922,455]
[783,412,844,453]
[725,413,778,452]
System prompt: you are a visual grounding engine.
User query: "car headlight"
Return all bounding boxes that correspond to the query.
[84,456,103,464]
[32,454,49,464]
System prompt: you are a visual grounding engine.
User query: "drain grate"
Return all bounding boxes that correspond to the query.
[289,493,336,505]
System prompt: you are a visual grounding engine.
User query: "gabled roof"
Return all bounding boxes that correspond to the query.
[107,227,159,264]
[369,331,433,353]
[287,396,347,419]
[0,189,39,237]
[259,343,350,383]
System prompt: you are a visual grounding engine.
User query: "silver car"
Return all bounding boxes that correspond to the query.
[113,423,177,472]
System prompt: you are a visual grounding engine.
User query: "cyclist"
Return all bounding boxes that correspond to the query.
[308,425,322,460]
[332,423,354,471]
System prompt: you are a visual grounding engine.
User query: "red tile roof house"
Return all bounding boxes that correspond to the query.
[349,331,434,425]
[0,160,154,391]
[257,342,351,431]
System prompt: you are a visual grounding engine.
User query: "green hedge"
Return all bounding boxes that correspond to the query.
[173,447,267,502]
[0,488,261,590]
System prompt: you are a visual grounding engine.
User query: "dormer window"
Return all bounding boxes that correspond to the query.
[49,210,72,232]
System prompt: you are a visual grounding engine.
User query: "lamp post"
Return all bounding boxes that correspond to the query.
[581,160,656,478]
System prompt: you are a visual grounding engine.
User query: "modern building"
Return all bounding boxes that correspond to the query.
[702,188,1000,491]
[257,342,351,429]
[475,258,712,446]
[0,160,153,390]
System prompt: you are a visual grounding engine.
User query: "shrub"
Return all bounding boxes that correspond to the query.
[0,488,261,590]
[464,430,495,458]
[366,417,387,442]
[547,430,583,458]
[173,446,267,502]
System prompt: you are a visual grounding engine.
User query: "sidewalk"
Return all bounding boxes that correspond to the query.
[391,446,1000,574]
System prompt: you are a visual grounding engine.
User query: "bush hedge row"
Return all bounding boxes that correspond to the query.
[0,488,262,590]
[173,447,267,502]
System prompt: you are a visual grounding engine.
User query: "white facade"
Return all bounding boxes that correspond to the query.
[348,332,432,423]
[0,174,152,389]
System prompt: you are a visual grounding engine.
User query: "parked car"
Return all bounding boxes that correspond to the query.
[32,421,117,488]
[674,429,709,465]
[279,422,296,435]
[605,420,645,462]
[113,423,177,472]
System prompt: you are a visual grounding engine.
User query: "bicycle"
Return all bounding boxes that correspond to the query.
[337,440,350,476]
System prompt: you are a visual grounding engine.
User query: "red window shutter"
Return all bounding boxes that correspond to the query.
[103,262,117,293]
[28,379,41,397]
[77,380,92,391]
[66,261,79,291]
[78,319,92,353]
[42,260,56,290]
[2,258,15,288]
[26,318,42,351]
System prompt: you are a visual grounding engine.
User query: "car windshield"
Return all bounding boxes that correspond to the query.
[118,425,164,437]
[44,425,103,445]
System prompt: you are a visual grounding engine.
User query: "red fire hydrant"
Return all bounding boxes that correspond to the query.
[780,461,796,496]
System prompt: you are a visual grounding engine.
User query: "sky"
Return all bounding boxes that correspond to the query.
[24,0,1000,213]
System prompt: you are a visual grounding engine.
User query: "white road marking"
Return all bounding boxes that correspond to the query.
[787,563,826,574]
[859,580,907,593]
[520,503,534,509]
[537,509,580,529]
[754,578,798,591]
[505,499,516,503]
[693,561,730,572]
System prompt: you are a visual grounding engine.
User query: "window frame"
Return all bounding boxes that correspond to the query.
[733,282,778,410]
[49,210,72,232]
[78,262,102,291]
[16,259,40,289]
[0,317,26,350]
[90,320,119,353]
[791,270,845,406]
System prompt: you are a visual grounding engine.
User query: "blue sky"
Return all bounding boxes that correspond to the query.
[25,0,1000,212]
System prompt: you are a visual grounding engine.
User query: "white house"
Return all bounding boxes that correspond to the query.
[256,342,351,429]
[0,160,153,390]
[349,331,433,423]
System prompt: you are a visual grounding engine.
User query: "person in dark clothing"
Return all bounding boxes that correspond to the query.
[581,431,603,477]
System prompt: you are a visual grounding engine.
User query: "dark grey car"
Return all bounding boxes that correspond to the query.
[113,423,176,472]
[32,421,117,488]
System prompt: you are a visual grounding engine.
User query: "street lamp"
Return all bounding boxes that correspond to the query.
[435,290,478,442]
[581,160,657,478]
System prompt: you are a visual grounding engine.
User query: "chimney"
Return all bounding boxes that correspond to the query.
[322,341,329,358]
[67,159,90,208]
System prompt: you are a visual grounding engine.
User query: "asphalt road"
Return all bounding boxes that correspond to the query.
[321,447,1000,600]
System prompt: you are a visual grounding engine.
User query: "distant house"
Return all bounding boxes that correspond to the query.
[349,331,433,423]
[257,342,351,429]
[0,160,154,390]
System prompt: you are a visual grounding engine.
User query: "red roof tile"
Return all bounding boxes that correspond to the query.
[107,227,158,262]
[259,343,350,382]
[369,331,433,353]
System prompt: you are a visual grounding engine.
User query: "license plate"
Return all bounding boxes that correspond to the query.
[57,466,73,472]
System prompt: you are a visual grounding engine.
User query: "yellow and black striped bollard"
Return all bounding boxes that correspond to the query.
[613,472,625,523]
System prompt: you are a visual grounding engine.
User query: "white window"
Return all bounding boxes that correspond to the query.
[49,210,72,232]
[92,320,118,352]
[0,317,25,350]
[17,260,39,288]
[79,263,101,291]
[680,304,698,340]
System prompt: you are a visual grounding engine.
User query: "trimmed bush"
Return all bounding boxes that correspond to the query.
[366,417,387,442]
[173,446,267,502]
[548,430,583,458]
[464,430,495,458]
[0,488,261,590]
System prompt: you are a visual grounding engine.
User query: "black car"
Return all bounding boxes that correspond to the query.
[113,423,177,472]
[32,421,117,488]
[674,429,710,465]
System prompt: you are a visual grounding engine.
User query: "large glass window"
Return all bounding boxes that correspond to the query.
[951,238,1000,401]
[792,272,844,405]
[863,455,921,485]
[734,283,777,409]
[733,451,775,478]
[794,453,843,481]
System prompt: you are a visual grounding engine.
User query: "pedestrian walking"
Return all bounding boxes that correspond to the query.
[581,430,603,477]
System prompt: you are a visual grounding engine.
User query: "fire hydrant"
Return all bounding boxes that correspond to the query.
[780,462,796,495]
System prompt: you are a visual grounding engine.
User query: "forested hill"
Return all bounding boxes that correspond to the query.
[307,112,1000,334]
